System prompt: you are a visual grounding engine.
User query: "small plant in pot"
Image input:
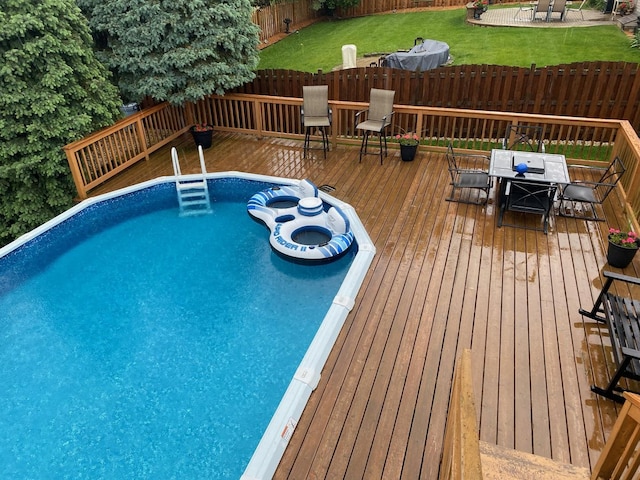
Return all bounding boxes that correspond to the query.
[607,227,640,268]
[190,123,214,149]
[472,0,489,18]
[394,132,420,161]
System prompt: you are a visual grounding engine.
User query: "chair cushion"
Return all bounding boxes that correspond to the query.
[458,172,489,188]
[304,117,331,127]
[562,184,597,203]
[356,119,387,132]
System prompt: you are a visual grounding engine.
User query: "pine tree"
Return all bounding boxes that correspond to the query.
[0,0,122,246]
[81,0,260,105]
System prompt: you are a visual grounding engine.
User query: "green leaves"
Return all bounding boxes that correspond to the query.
[0,0,121,247]
[82,0,260,105]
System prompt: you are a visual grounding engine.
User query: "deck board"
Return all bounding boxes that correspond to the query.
[88,132,640,478]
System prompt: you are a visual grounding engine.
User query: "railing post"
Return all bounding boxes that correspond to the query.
[63,145,88,200]
[440,349,483,480]
[590,392,640,480]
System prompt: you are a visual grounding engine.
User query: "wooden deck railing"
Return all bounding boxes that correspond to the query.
[591,392,640,480]
[441,352,640,479]
[63,93,640,230]
[440,349,483,480]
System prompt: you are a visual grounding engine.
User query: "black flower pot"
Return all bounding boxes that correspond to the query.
[400,144,418,162]
[190,128,213,149]
[607,237,638,268]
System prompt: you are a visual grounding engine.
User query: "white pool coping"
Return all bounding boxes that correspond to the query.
[0,172,376,480]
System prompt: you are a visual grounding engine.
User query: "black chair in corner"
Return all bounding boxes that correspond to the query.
[498,179,557,234]
[354,88,395,164]
[503,124,544,152]
[445,143,491,205]
[301,85,332,159]
[558,156,626,221]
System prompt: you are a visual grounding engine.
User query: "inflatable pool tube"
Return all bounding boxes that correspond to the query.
[247,182,354,263]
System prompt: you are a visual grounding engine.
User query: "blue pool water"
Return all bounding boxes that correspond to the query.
[0,180,355,478]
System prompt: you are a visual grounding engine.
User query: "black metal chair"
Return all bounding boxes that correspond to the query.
[355,88,395,164]
[502,124,544,152]
[558,156,626,221]
[301,85,332,159]
[498,179,557,234]
[445,143,491,205]
[578,271,640,403]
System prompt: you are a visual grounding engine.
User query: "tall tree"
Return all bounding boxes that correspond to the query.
[80,0,260,105]
[0,0,121,246]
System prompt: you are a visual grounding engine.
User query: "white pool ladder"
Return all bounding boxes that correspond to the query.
[171,146,212,216]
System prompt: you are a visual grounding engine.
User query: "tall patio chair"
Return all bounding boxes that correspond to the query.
[355,88,395,164]
[558,156,626,221]
[446,143,492,205]
[548,0,568,20]
[498,179,557,234]
[532,0,553,20]
[502,124,545,152]
[566,0,587,19]
[301,85,332,159]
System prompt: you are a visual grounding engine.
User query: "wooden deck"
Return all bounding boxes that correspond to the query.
[91,132,638,479]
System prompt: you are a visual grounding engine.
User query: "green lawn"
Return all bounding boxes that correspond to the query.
[258,9,640,72]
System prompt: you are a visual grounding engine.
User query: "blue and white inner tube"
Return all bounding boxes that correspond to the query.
[247,181,355,263]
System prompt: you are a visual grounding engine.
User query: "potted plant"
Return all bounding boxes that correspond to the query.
[618,0,634,14]
[190,123,214,149]
[472,0,488,18]
[394,132,420,161]
[606,227,640,268]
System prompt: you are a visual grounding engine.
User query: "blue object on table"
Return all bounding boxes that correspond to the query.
[515,162,529,174]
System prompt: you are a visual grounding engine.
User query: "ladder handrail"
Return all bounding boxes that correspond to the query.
[171,146,212,216]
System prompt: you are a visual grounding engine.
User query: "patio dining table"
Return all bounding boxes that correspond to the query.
[489,149,570,185]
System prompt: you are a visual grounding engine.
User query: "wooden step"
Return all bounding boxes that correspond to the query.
[479,441,590,480]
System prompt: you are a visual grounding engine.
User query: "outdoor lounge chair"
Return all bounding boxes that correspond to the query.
[558,156,626,221]
[566,0,587,19]
[445,143,491,205]
[355,88,395,164]
[514,1,535,19]
[498,179,557,234]
[301,85,332,159]
[532,0,553,20]
[548,0,568,20]
[503,124,545,152]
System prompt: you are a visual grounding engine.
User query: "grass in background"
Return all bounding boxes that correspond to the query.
[258,9,639,72]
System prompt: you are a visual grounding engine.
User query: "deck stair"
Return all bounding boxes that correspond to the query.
[441,350,640,480]
[479,442,589,480]
[171,146,212,216]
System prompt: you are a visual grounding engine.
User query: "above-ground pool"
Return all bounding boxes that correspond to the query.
[0,173,375,479]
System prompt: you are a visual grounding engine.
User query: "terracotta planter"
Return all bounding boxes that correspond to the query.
[400,143,418,162]
[607,237,638,268]
[190,128,213,149]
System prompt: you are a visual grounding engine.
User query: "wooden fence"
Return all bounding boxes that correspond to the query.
[252,0,323,43]
[63,93,640,231]
[250,0,522,42]
[235,64,640,132]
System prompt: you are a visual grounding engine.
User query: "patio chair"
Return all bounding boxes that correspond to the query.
[498,179,557,234]
[532,0,553,20]
[578,271,640,403]
[355,88,395,164]
[514,1,535,19]
[502,124,545,152]
[558,156,626,221]
[548,0,568,20]
[566,0,587,19]
[301,85,332,159]
[445,143,492,205]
